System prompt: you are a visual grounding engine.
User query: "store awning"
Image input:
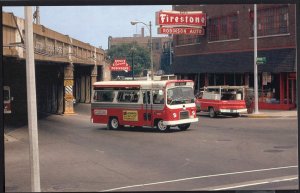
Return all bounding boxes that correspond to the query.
[172,48,296,74]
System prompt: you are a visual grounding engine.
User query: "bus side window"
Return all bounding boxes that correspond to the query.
[117,92,123,102]
[124,95,131,102]
[132,93,139,103]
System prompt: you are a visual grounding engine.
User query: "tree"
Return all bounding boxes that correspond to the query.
[107,42,150,79]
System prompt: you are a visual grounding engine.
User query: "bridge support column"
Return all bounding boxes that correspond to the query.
[84,75,91,103]
[63,63,75,114]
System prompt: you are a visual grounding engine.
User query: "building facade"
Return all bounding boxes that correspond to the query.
[172,4,296,110]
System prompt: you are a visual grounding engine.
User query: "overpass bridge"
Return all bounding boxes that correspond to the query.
[2,12,111,124]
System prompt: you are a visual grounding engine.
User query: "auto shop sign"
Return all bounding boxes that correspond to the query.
[158,27,204,35]
[110,59,131,71]
[156,10,206,35]
[156,11,206,26]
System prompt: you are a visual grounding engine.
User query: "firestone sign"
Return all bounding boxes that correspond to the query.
[110,59,131,71]
[156,11,206,27]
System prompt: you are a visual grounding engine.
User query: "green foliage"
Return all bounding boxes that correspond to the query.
[107,42,150,78]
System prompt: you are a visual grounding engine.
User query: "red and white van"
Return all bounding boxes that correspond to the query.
[91,80,198,132]
[196,85,247,118]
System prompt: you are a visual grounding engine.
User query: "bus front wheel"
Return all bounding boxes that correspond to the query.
[155,119,170,132]
[108,117,119,130]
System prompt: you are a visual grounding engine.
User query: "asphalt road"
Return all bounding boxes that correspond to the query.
[4,104,298,192]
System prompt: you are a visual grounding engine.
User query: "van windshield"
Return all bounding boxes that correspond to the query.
[167,87,194,105]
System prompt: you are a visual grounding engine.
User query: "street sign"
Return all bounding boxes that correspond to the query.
[110,59,131,71]
[256,57,266,65]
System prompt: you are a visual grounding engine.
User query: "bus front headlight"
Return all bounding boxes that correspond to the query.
[173,113,177,118]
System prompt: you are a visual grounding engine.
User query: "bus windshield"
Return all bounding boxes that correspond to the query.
[167,87,195,105]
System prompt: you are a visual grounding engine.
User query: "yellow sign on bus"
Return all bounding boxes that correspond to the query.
[123,110,138,121]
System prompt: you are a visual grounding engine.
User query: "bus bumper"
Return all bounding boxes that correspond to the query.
[163,118,198,126]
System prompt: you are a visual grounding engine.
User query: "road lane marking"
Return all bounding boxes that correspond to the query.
[209,175,298,190]
[95,149,104,153]
[101,165,297,192]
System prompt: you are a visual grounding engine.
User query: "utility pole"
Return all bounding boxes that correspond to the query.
[33,6,40,24]
[149,21,153,80]
[169,35,172,66]
[130,20,153,79]
[25,6,41,192]
[36,6,40,24]
[131,49,134,80]
[253,4,259,114]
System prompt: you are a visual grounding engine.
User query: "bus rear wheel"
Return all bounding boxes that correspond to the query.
[209,107,216,118]
[178,123,190,131]
[108,117,119,130]
[155,119,170,132]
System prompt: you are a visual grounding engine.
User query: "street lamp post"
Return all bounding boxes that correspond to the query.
[130,20,153,80]
[254,4,259,114]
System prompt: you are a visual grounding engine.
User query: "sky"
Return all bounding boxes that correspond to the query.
[3,5,172,50]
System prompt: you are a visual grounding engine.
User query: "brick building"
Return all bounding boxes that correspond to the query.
[172,4,296,110]
[108,28,171,74]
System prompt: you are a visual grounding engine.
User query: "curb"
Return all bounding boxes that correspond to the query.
[240,114,297,118]
[4,134,18,142]
[241,113,270,118]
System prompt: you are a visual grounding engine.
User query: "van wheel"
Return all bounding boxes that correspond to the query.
[108,117,119,130]
[155,119,170,132]
[178,123,190,131]
[209,107,216,118]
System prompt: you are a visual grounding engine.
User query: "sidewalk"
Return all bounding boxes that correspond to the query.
[241,109,298,118]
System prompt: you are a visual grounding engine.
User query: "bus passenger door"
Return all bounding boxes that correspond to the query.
[142,90,152,127]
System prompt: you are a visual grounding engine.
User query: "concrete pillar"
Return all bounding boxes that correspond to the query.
[80,75,85,103]
[91,65,97,86]
[63,38,75,114]
[57,67,64,114]
[85,75,91,103]
[91,65,98,86]
[75,77,80,103]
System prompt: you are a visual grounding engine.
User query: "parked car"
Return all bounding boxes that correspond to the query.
[195,85,248,118]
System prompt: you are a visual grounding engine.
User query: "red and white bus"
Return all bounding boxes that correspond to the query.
[91,80,198,132]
